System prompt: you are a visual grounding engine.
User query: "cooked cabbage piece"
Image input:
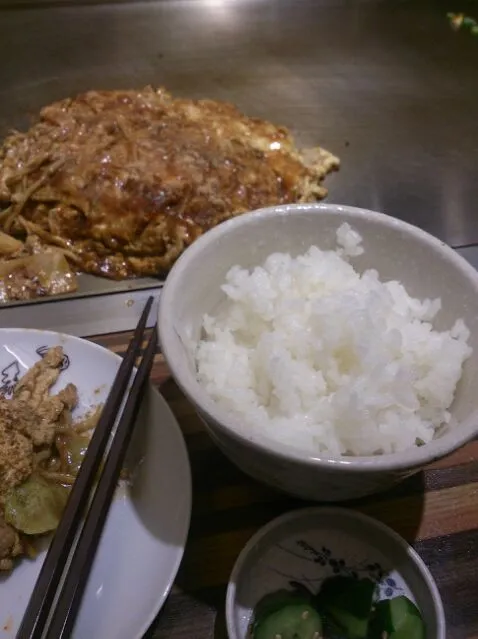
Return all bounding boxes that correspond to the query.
[0,250,77,302]
[4,475,69,535]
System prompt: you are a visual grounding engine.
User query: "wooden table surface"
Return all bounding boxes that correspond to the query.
[91,330,478,639]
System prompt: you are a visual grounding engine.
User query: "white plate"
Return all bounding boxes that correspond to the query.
[0,328,192,639]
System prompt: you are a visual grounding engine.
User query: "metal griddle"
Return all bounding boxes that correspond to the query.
[1,0,477,336]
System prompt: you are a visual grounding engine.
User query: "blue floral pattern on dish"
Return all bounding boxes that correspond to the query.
[272,539,405,601]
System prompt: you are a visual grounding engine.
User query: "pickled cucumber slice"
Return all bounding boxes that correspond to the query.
[253,590,313,627]
[254,602,323,639]
[316,576,376,639]
[368,596,426,639]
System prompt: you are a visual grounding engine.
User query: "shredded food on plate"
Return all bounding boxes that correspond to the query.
[0,86,339,293]
[0,346,101,572]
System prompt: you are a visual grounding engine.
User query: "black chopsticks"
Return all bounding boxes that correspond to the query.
[18,297,157,639]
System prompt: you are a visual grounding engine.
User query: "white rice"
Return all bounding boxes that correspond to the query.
[195,223,472,456]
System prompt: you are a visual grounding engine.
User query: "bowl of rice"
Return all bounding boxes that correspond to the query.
[158,203,478,501]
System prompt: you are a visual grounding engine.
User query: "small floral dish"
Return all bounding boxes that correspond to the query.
[226,507,445,639]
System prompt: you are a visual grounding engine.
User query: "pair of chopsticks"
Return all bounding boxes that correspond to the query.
[18,297,157,639]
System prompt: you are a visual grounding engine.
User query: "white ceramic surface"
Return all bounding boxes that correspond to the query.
[0,328,191,639]
[226,507,445,639]
[158,203,478,501]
